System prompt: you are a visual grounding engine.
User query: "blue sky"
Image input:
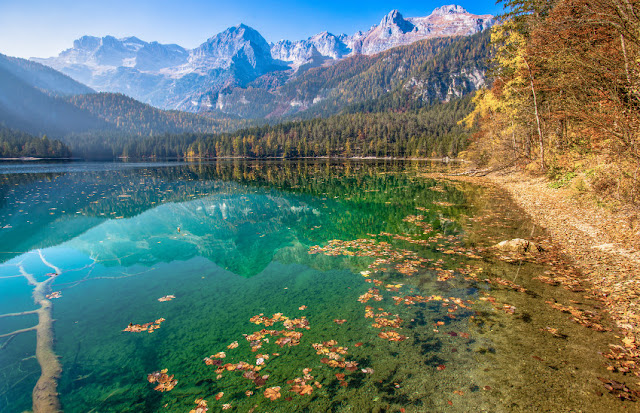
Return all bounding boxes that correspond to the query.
[0,0,502,59]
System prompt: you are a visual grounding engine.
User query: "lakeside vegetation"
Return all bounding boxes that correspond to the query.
[463,0,640,205]
[0,126,71,158]
[120,96,473,160]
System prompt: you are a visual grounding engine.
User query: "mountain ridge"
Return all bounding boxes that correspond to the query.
[31,5,493,114]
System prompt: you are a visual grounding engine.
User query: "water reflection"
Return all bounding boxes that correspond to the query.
[0,160,464,270]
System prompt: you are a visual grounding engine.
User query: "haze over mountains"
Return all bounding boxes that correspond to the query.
[0,3,494,161]
[32,5,493,116]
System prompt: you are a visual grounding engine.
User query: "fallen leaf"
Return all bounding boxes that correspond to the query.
[264,386,281,401]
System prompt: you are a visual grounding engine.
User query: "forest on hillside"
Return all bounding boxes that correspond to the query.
[206,31,490,119]
[0,127,71,158]
[85,96,474,160]
[463,0,640,203]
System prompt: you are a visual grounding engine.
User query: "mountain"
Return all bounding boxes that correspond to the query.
[32,5,493,115]
[0,53,93,96]
[349,6,492,55]
[205,30,490,119]
[0,60,224,139]
[262,6,492,69]
[36,35,188,82]
[34,25,288,112]
[190,24,285,77]
[0,62,107,137]
[271,31,351,70]
[0,52,256,159]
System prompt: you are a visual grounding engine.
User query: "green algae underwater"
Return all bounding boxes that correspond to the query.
[0,160,634,412]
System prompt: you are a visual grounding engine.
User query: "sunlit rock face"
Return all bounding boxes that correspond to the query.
[348,6,493,55]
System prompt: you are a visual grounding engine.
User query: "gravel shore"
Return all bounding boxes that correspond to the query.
[487,172,640,340]
[422,169,640,382]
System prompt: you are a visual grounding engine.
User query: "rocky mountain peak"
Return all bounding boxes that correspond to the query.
[73,36,101,51]
[310,31,331,40]
[431,5,468,15]
[379,9,414,33]
[197,24,271,58]
[189,23,283,81]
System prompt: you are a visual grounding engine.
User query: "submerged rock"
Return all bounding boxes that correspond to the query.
[493,238,543,253]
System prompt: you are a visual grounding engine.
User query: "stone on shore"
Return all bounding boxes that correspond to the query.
[493,238,543,254]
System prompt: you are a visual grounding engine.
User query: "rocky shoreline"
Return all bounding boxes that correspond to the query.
[423,170,640,389]
[427,170,640,332]
[476,172,640,388]
[487,172,640,337]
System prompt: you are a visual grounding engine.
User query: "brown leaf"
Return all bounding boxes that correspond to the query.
[264,386,281,401]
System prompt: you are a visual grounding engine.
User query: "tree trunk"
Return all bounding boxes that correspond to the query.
[524,57,545,170]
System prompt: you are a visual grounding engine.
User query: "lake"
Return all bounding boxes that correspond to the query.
[0,160,629,412]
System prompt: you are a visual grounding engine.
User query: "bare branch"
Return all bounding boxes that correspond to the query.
[0,326,37,339]
[0,310,38,319]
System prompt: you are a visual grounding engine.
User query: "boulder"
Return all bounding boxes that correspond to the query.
[493,238,543,254]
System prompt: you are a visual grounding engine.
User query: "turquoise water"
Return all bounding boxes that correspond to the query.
[0,161,632,412]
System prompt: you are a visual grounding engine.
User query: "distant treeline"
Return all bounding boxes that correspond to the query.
[1,90,474,161]
[0,126,71,158]
[91,95,474,160]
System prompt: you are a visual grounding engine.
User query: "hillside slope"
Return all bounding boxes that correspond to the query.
[0,53,93,96]
[206,31,490,119]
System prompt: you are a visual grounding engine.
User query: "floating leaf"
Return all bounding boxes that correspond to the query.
[123,318,165,333]
[264,386,281,401]
[189,398,208,413]
[46,291,62,299]
[147,370,177,392]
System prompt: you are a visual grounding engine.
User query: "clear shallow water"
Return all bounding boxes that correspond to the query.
[0,161,632,412]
